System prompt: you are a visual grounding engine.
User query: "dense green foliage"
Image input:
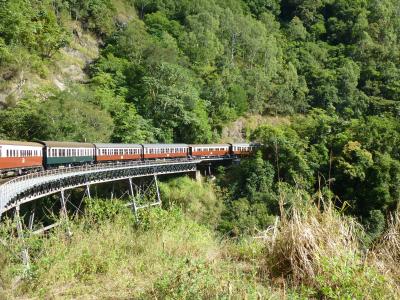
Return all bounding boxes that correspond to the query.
[2,0,400,141]
[218,110,400,239]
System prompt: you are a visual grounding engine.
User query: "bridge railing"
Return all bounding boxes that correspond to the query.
[2,158,192,186]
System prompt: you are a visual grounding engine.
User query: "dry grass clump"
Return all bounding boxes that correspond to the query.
[372,209,400,284]
[257,199,397,299]
[259,203,360,284]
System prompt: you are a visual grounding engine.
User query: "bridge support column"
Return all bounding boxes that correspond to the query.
[60,189,72,237]
[85,184,91,199]
[190,170,202,182]
[28,201,36,231]
[127,175,162,222]
[128,178,139,222]
[15,205,30,270]
[154,174,161,205]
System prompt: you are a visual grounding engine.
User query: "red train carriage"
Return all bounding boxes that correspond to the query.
[190,144,230,157]
[230,143,260,156]
[95,143,142,162]
[142,144,188,160]
[0,140,43,176]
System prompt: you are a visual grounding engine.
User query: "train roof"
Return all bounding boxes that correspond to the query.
[142,144,188,148]
[230,143,260,146]
[94,143,142,148]
[190,144,231,147]
[40,141,94,148]
[0,140,43,147]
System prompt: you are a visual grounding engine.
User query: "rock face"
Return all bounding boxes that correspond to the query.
[0,23,100,107]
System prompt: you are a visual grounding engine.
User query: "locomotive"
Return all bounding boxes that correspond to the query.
[0,140,259,178]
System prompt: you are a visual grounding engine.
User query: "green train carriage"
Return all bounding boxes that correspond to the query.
[40,141,95,168]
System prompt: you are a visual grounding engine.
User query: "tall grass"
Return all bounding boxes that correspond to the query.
[258,198,398,299]
[372,208,400,289]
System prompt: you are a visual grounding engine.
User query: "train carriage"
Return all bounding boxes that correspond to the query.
[230,143,260,156]
[190,144,230,157]
[0,140,43,176]
[40,141,95,168]
[95,143,142,162]
[142,144,188,160]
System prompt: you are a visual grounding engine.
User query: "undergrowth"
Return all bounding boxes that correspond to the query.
[0,181,399,299]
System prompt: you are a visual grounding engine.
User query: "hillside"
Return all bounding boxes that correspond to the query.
[1,0,400,298]
[1,0,400,143]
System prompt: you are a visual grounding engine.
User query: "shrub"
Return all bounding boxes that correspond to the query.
[259,198,397,298]
[160,177,224,228]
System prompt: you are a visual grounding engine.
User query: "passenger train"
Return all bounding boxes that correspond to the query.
[0,140,259,177]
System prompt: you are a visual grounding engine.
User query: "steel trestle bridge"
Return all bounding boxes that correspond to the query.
[0,158,230,219]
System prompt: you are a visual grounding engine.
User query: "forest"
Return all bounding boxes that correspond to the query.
[1,0,400,298]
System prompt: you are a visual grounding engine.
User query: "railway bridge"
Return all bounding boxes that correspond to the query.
[0,157,232,220]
